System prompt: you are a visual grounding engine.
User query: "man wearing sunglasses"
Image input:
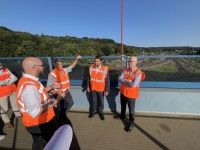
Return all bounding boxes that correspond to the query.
[16,57,67,150]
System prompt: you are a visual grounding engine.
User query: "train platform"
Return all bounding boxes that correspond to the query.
[0,110,200,150]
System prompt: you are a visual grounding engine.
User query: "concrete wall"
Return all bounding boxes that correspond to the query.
[70,86,200,117]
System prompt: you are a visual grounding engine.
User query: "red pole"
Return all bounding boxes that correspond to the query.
[121,0,124,69]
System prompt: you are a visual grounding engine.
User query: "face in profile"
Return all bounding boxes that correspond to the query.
[37,67,44,76]
[34,60,45,76]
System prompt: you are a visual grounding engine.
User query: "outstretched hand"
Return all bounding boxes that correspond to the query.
[76,55,82,60]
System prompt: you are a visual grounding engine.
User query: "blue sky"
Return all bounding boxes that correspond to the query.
[0,0,200,47]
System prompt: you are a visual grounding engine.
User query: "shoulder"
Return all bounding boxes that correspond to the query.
[17,80,38,93]
[123,68,129,72]
[3,68,10,72]
[102,65,109,69]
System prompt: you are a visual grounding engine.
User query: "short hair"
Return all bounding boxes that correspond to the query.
[129,56,137,62]
[53,59,62,64]
[95,55,102,61]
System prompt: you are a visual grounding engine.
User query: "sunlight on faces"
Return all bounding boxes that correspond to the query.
[33,60,45,76]
[128,57,137,69]
[94,58,102,67]
[54,61,63,71]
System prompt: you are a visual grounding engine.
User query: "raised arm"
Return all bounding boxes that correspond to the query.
[70,55,82,68]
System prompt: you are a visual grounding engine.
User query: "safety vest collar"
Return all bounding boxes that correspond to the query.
[124,68,141,78]
[23,74,39,81]
[90,65,108,83]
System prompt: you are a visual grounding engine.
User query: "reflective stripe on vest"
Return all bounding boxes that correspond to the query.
[16,77,55,127]
[120,68,145,99]
[89,65,109,92]
[0,69,16,97]
[49,68,70,91]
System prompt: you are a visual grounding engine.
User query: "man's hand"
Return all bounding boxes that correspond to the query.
[87,87,90,92]
[57,89,68,102]
[76,55,82,60]
[52,82,61,90]
[125,79,132,82]
[104,92,108,96]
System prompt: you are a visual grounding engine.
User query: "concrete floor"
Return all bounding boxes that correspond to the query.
[1,111,200,150]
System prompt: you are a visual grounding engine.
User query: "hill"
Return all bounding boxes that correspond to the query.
[0,26,199,57]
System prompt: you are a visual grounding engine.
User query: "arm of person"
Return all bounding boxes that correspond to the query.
[0,79,10,86]
[104,72,110,96]
[46,75,58,94]
[65,66,72,73]
[118,70,142,87]
[118,71,125,83]
[70,55,82,68]
[38,91,66,116]
[0,71,17,85]
[122,74,142,87]
[22,86,66,118]
[7,71,17,85]
[87,73,90,92]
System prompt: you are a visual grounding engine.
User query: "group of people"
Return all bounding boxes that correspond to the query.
[0,55,145,149]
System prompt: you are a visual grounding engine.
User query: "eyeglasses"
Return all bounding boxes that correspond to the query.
[128,61,136,63]
[34,64,45,68]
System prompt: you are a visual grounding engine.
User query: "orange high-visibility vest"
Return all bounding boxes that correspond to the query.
[49,68,70,92]
[89,65,109,92]
[120,68,145,99]
[0,68,16,97]
[16,76,55,127]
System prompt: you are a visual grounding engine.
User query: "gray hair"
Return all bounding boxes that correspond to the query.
[129,56,137,62]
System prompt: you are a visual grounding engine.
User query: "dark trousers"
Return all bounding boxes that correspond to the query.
[55,92,74,121]
[120,93,136,124]
[91,91,104,114]
[25,117,59,150]
[60,91,74,114]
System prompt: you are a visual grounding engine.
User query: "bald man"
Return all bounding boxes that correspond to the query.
[16,57,67,150]
[116,56,145,133]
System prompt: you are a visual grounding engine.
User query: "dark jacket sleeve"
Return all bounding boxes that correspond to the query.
[87,73,90,89]
[105,71,110,93]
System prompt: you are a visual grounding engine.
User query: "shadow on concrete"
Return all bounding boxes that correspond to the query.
[11,118,19,150]
[0,148,22,150]
[68,119,81,150]
[106,87,119,116]
[134,123,170,150]
[70,130,81,150]
[0,117,6,136]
